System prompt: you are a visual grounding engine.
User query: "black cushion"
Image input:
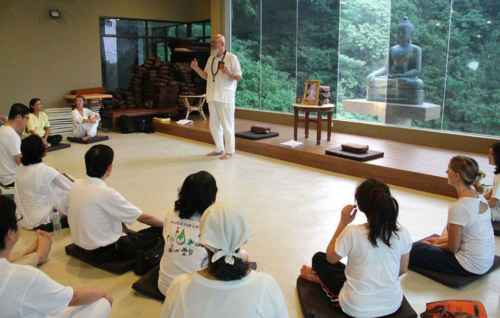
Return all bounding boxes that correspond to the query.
[132,265,165,301]
[493,221,500,236]
[326,147,384,162]
[409,234,500,288]
[67,136,109,144]
[297,276,417,318]
[235,131,279,140]
[46,143,71,152]
[65,243,135,274]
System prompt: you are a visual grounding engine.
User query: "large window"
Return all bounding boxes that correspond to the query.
[100,18,211,93]
[231,0,499,137]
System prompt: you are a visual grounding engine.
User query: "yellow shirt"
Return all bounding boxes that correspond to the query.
[24,112,50,137]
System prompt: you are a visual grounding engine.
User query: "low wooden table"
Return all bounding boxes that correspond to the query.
[179,94,207,120]
[100,108,176,132]
[64,94,112,108]
[293,103,335,145]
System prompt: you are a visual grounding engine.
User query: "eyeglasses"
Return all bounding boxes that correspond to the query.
[16,213,23,223]
[23,116,29,120]
[210,41,222,45]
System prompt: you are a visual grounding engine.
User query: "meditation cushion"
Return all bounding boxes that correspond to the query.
[296,276,417,318]
[132,265,165,301]
[493,221,500,236]
[65,244,135,274]
[326,147,384,162]
[46,143,71,152]
[341,143,369,154]
[67,136,109,144]
[235,131,279,140]
[409,234,500,288]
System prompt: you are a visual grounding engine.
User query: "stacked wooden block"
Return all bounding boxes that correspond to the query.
[319,86,331,105]
[174,62,196,107]
[102,92,125,110]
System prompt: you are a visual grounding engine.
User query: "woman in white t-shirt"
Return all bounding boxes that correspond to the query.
[71,95,100,140]
[484,142,500,222]
[14,135,72,231]
[157,171,217,295]
[162,202,289,318]
[410,156,495,276]
[300,179,412,318]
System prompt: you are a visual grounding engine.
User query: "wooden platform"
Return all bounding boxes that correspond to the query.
[154,117,492,198]
[101,108,176,132]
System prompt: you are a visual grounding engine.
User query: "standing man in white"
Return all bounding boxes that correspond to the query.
[191,34,242,160]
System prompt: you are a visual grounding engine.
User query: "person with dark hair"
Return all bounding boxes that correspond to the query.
[68,145,163,264]
[14,135,72,230]
[484,142,500,221]
[0,103,30,186]
[71,95,101,141]
[410,156,495,276]
[23,98,62,147]
[300,179,412,317]
[0,115,6,124]
[162,202,288,318]
[158,171,218,295]
[0,195,113,318]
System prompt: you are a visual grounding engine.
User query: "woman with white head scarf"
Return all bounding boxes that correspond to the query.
[161,202,289,318]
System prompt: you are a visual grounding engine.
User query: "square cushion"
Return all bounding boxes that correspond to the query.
[132,265,165,301]
[326,147,384,162]
[46,143,71,152]
[65,244,135,274]
[235,131,279,140]
[67,136,109,144]
[493,221,500,236]
[409,234,500,288]
[297,276,417,318]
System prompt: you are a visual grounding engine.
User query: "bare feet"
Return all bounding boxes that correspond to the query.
[95,134,102,138]
[35,230,52,265]
[239,249,249,262]
[207,151,223,157]
[82,135,91,141]
[301,265,320,283]
[26,236,39,254]
[220,153,233,160]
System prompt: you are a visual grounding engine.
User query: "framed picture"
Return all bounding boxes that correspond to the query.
[295,96,303,104]
[303,80,321,105]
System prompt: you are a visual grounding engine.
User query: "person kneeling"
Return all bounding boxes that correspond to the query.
[68,145,163,263]
[0,196,112,318]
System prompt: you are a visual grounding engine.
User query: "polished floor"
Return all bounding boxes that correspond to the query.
[15,132,500,318]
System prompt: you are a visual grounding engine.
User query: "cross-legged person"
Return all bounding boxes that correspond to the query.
[0,104,30,187]
[71,95,100,141]
[484,142,500,221]
[15,135,72,231]
[0,195,112,318]
[300,179,412,318]
[23,98,62,147]
[68,145,163,264]
[191,34,242,160]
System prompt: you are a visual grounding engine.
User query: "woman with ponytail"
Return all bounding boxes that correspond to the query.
[300,178,412,318]
[162,202,289,318]
[484,142,500,221]
[409,156,495,276]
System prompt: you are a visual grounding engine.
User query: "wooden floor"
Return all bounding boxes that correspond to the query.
[154,116,492,198]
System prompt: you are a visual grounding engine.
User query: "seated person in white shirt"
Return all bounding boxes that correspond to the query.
[71,95,101,141]
[162,202,289,318]
[0,104,30,187]
[68,145,163,264]
[15,135,72,231]
[0,195,112,318]
[158,171,217,295]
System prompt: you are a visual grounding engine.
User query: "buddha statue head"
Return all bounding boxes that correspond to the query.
[397,16,414,45]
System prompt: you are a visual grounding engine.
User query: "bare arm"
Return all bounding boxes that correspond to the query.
[137,213,163,228]
[325,205,357,263]
[191,58,208,80]
[13,155,21,166]
[432,223,462,253]
[43,127,50,140]
[399,253,410,276]
[68,287,112,307]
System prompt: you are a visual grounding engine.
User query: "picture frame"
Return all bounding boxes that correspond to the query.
[303,80,321,105]
[295,96,303,104]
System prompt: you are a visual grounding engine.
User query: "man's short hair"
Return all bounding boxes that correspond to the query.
[8,103,30,120]
[85,145,114,178]
[21,135,46,166]
[0,196,18,251]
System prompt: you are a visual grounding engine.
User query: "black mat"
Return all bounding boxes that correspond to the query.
[67,136,109,144]
[409,234,500,288]
[46,143,71,152]
[326,147,384,162]
[65,243,135,274]
[297,276,417,318]
[493,221,500,236]
[235,131,279,140]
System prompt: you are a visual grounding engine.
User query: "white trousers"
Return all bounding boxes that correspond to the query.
[74,120,99,138]
[208,101,235,154]
[52,298,111,318]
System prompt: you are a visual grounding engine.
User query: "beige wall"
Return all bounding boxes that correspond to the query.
[0,0,211,115]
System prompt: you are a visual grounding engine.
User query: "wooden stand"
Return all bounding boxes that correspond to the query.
[293,104,335,145]
[180,94,207,120]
